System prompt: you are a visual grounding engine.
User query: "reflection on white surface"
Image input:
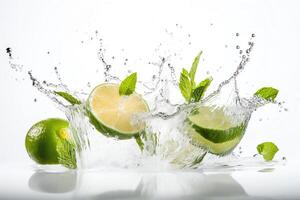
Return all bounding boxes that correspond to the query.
[82,173,249,200]
[0,162,300,199]
[28,170,77,193]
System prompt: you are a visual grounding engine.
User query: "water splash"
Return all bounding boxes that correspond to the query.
[6,31,286,170]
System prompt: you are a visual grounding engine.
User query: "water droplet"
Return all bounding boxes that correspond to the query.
[236,45,240,49]
[239,50,243,54]
[282,157,287,161]
[34,98,37,102]
[253,154,258,157]
[252,33,256,38]
[6,47,12,58]
[284,108,288,112]
[225,45,228,48]
[112,56,115,59]
[236,33,240,37]
[259,118,263,122]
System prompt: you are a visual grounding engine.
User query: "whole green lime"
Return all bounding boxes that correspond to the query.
[25,118,77,169]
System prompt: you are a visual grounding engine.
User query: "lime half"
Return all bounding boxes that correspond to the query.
[87,83,149,139]
[186,106,247,155]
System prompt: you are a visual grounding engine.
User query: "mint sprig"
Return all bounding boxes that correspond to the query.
[254,87,279,102]
[257,142,279,161]
[54,91,81,105]
[119,72,137,96]
[179,51,212,103]
[56,138,77,169]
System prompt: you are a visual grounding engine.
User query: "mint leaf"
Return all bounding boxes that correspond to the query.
[54,91,81,105]
[191,77,212,102]
[257,142,279,161]
[254,87,279,101]
[179,68,192,102]
[134,135,144,152]
[56,137,77,169]
[119,72,137,96]
[189,51,202,88]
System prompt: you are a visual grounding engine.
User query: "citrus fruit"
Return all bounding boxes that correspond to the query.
[87,83,149,139]
[185,106,248,155]
[25,118,77,169]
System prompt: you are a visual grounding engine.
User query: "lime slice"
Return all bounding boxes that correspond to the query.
[185,106,247,155]
[25,118,77,169]
[87,83,149,139]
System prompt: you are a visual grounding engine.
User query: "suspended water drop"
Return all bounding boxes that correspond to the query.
[282,157,287,161]
[6,47,12,59]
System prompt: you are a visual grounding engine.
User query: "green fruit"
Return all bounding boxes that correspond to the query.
[185,106,248,155]
[25,118,77,169]
[86,83,149,139]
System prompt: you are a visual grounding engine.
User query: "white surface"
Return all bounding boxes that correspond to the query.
[1,161,300,200]
[0,0,300,199]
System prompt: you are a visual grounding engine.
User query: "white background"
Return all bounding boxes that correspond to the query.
[0,0,299,166]
[1,1,300,199]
